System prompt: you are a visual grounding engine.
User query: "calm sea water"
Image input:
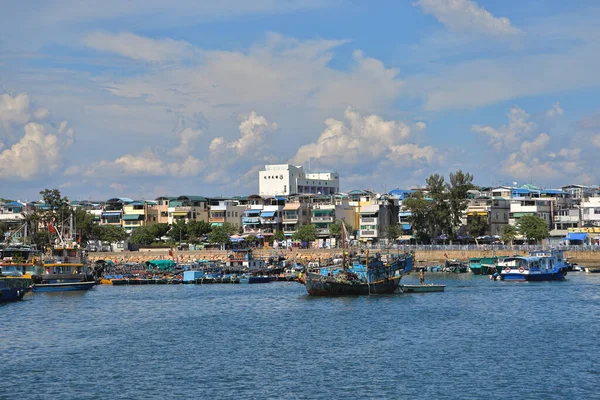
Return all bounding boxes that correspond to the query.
[2,273,599,400]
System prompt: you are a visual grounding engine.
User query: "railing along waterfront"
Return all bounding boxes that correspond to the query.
[349,244,600,252]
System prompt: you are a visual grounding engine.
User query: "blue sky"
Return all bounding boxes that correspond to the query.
[1,0,600,201]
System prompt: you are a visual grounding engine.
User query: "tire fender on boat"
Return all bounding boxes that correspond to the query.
[518,267,525,273]
[504,267,511,273]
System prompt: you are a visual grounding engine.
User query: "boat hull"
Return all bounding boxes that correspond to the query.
[33,281,96,292]
[401,284,445,293]
[501,271,567,281]
[304,272,401,296]
[0,286,31,302]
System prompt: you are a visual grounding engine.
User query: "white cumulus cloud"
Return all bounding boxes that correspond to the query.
[415,0,521,37]
[210,112,278,157]
[0,121,75,179]
[472,107,535,150]
[290,108,439,178]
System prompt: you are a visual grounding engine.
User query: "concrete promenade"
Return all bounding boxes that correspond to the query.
[89,248,600,267]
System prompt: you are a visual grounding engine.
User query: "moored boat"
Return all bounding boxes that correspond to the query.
[0,277,32,302]
[468,256,507,275]
[304,251,413,296]
[401,283,445,293]
[498,249,568,281]
[32,242,97,292]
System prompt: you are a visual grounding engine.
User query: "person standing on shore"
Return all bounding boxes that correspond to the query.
[419,269,425,284]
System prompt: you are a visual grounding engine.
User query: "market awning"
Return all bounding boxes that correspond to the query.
[211,222,223,227]
[122,214,143,221]
[172,211,188,217]
[401,223,411,230]
[245,209,261,215]
[566,232,587,241]
[261,211,275,217]
[102,212,121,218]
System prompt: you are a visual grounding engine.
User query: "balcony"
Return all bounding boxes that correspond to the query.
[243,217,260,224]
[360,217,377,224]
[360,230,376,237]
[553,215,579,223]
[282,217,299,223]
[312,216,333,222]
[316,228,330,235]
[209,217,225,223]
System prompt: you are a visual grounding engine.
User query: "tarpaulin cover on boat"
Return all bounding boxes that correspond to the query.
[145,259,176,270]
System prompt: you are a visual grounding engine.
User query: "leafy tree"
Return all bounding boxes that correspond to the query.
[384,223,403,244]
[186,220,212,242]
[129,226,155,245]
[467,214,489,240]
[501,224,519,246]
[73,207,97,244]
[292,224,317,244]
[245,235,258,246]
[207,226,231,249]
[38,188,71,228]
[149,223,170,240]
[329,219,352,240]
[516,215,549,244]
[168,220,188,243]
[426,173,451,239]
[0,221,9,240]
[446,170,474,238]
[273,229,285,242]
[97,225,128,243]
[403,191,433,243]
[222,222,238,235]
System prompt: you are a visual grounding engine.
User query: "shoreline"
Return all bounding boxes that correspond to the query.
[88,248,600,267]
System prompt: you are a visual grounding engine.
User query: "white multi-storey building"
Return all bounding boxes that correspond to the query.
[581,197,600,227]
[259,164,339,196]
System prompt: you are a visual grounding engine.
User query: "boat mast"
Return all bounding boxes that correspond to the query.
[341,218,346,271]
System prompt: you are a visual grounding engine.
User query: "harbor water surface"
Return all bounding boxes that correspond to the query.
[2,273,599,399]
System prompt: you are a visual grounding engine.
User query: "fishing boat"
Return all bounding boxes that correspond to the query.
[304,251,413,295]
[498,249,568,281]
[0,244,43,278]
[31,219,97,292]
[468,256,508,275]
[0,276,32,302]
[303,221,413,296]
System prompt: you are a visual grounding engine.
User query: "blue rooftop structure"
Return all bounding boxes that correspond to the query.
[388,189,415,200]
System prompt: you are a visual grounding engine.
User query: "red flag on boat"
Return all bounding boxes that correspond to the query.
[48,223,57,233]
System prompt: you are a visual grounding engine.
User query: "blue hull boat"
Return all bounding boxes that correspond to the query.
[33,281,96,292]
[498,249,568,282]
[0,278,32,302]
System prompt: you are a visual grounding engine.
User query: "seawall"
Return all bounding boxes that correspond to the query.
[89,248,600,267]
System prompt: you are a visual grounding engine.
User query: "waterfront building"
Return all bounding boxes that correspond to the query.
[491,186,514,199]
[100,198,132,226]
[580,197,600,227]
[241,194,266,235]
[155,196,176,224]
[260,197,285,236]
[259,164,339,196]
[122,200,158,233]
[508,197,552,227]
[208,199,245,229]
[167,195,209,224]
[465,196,510,237]
[561,184,599,199]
